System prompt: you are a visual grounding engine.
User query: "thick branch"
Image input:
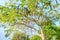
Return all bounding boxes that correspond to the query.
[26,17,45,40]
[15,22,38,32]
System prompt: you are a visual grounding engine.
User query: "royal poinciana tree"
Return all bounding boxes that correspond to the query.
[0,0,60,40]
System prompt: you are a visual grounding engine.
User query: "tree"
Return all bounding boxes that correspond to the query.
[0,0,60,40]
[12,31,30,40]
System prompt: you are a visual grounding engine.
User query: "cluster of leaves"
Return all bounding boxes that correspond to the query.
[12,31,29,40]
[12,31,42,40]
[31,35,42,40]
[52,26,60,40]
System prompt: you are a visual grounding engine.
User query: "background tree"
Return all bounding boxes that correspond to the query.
[12,31,30,40]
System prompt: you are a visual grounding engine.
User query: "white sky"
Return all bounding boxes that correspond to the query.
[0,0,9,5]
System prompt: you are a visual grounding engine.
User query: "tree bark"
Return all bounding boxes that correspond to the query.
[40,27,45,40]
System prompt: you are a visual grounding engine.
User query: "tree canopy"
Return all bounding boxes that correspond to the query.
[0,0,60,40]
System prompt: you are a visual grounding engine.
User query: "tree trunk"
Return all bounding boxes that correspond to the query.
[40,27,45,40]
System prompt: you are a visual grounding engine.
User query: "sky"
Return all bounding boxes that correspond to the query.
[0,27,7,40]
[0,0,60,40]
[0,0,9,6]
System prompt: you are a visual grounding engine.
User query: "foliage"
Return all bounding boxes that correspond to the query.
[53,27,60,40]
[0,0,60,40]
[31,35,42,40]
[12,31,30,40]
